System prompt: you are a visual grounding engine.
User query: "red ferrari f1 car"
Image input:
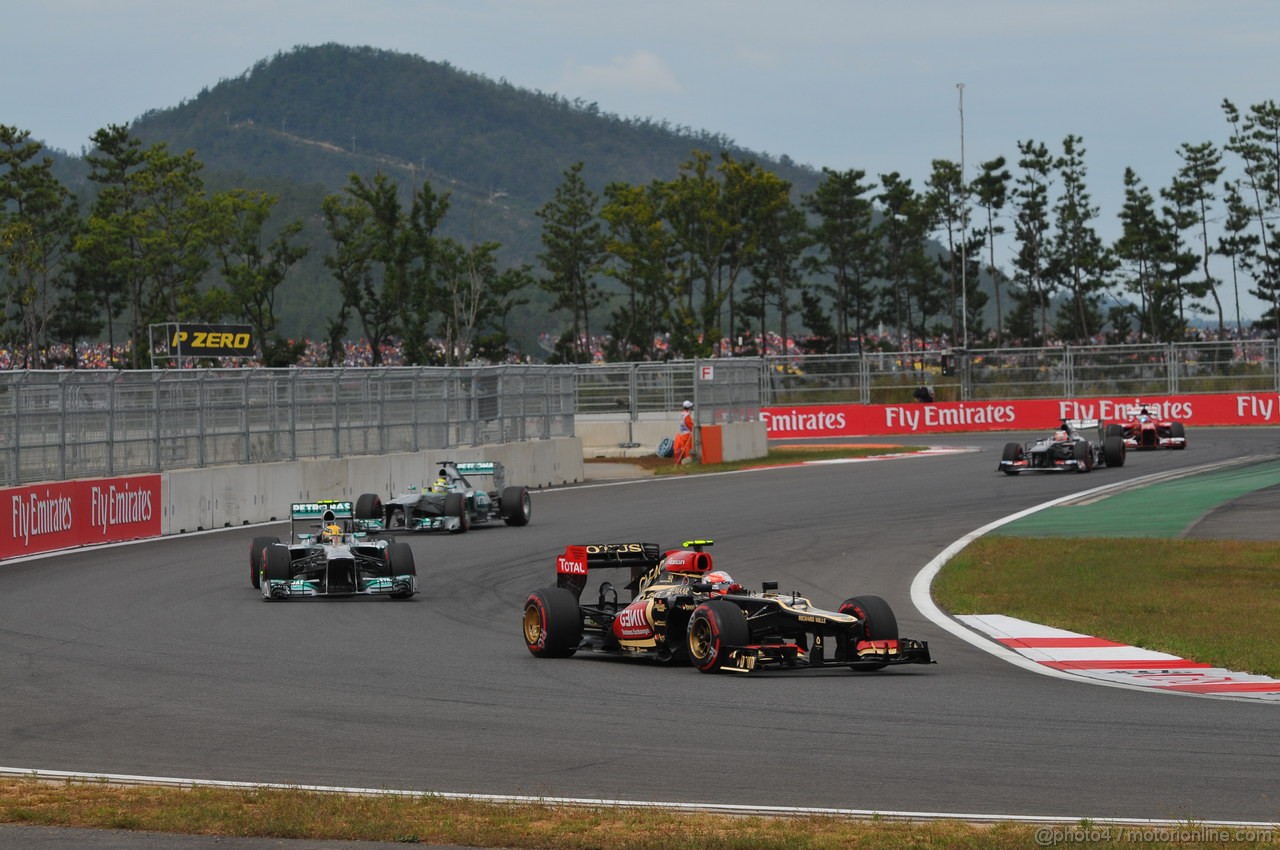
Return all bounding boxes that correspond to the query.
[1107,403,1187,450]
[522,539,933,674]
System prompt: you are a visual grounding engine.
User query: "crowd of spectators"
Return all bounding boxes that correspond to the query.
[0,323,1274,371]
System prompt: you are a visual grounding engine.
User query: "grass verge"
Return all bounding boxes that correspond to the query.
[0,778,1249,848]
[934,536,1280,677]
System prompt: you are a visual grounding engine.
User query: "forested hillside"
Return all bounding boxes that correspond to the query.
[123,44,824,344]
[5,44,1277,369]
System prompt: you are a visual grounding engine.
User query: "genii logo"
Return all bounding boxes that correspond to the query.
[612,601,655,640]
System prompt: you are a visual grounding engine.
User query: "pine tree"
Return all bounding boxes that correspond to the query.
[536,162,605,363]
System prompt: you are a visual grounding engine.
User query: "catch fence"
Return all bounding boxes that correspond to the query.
[0,341,1275,486]
[0,366,575,486]
[758,341,1280,407]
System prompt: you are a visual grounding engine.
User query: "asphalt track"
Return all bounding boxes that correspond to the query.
[2,427,1280,836]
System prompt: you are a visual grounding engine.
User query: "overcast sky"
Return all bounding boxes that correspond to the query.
[4,0,1277,320]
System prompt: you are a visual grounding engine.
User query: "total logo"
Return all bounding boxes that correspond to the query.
[556,555,587,575]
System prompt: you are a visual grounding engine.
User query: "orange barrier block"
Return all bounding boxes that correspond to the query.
[699,424,723,465]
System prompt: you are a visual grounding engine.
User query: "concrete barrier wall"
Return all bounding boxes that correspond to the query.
[577,418,673,457]
[719,421,768,462]
[577,415,767,463]
[160,437,584,534]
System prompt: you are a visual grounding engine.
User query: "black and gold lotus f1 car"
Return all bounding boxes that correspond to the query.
[522,539,932,673]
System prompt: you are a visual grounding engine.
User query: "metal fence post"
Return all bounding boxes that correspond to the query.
[106,371,118,477]
[153,372,163,473]
[197,372,207,469]
[241,371,251,464]
[332,370,342,458]
[56,372,69,482]
[1063,346,1072,398]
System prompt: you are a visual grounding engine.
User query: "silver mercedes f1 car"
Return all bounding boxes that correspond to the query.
[249,500,418,600]
[355,461,531,534]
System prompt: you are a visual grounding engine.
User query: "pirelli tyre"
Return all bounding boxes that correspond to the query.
[1103,435,1126,467]
[355,493,382,521]
[385,541,417,599]
[687,599,750,673]
[1106,423,1124,438]
[839,594,899,671]
[1000,442,1022,475]
[249,535,280,589]
[1073,440,1092,472]
[523,587,582,657]
[262,544,293,594]
[1170,422,1186,445]
[444,492,469,533]
[500,485,532,526]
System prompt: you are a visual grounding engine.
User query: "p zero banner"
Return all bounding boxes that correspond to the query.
[171,323,254,357]
[2,475,162,560]
[762,392,1280,439]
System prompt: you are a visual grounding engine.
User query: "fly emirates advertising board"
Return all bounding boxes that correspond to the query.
[761,392,1278,438]
[1,475,162,559]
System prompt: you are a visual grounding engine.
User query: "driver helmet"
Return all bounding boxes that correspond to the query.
[705,570,736,595]
[430,477,449,494]
[322,523,342,542]
[1053,430,1069,442]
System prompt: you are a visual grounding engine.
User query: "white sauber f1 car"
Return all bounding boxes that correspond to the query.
[249,500,418,600]
[998,418,1126,475]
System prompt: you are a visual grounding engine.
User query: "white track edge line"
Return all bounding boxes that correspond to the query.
[911,457,1279,704]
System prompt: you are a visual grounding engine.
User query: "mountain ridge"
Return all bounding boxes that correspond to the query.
[108,43,826,344]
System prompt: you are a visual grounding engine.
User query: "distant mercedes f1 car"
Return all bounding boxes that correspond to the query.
[998,418,1126,475]
[1106,403,1187,450]
[249,500,418,600]
[522,539,933,674]
[355,461,531,534]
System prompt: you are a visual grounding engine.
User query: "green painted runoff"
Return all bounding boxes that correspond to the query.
[993,459,1280,538]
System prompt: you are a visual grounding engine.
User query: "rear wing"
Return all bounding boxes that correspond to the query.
[435,460,506,490]
[555,542,663,598]
[290,499,354,541]
[1065,418,1103,438]
[290,500,354,521]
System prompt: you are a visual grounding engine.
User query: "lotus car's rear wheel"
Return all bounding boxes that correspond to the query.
[839,594,899,671]
[444,493,468,533]
[385,541,417,599]
[523,588,582,657]
[687,600,750,673]
[501,485,532,526]
[249,536,280,588]
[355,493,382,521]
[1103,435,1126,467]
[1000,443,1022,475]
